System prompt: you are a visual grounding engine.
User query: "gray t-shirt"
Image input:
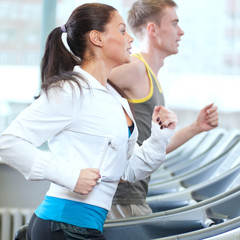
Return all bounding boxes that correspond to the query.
[112,53,165,205]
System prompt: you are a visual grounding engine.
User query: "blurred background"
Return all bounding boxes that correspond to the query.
[0,2,239,239]
[0,0,239,133]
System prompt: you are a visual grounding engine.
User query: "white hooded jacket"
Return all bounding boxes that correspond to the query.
[0,66,174,210]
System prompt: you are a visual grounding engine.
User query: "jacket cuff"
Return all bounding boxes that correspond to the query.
[30,150,80,192]
[145,121,174,157]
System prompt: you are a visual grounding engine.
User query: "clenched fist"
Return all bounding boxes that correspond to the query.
[152,106,177,130]
[74,168,101,195]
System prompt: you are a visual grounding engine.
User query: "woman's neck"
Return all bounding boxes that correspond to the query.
[81,61,110,86]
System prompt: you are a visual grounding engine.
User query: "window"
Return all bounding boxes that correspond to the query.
[0,0,239,133]
[161,0,240,112]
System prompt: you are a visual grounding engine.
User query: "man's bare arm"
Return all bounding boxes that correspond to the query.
[166,103,218,153]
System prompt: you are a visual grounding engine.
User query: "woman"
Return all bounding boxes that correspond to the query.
[0,3,177,240]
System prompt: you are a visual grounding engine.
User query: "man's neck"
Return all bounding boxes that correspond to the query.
[138,44,165,77]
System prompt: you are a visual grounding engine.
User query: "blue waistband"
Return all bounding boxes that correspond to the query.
[35,196,108,232]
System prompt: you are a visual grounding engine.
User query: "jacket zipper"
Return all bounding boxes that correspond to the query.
[97,139,114,182]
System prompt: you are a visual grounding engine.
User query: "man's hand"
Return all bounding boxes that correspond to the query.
[195,103,219,132]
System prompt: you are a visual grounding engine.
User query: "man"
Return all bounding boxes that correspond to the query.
[107,0,219,219]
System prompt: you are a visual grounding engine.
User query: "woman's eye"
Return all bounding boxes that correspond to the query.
[121,29,126,34]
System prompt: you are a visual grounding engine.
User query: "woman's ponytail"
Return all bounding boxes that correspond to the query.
[40,27,80,87]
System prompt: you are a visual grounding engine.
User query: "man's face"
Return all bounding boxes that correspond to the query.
[155,7,184,56]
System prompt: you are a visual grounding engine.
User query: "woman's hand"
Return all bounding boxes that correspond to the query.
[152,106,177,130]
[74,168,101,195]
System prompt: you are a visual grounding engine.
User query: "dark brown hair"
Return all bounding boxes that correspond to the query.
[40,3,117,94]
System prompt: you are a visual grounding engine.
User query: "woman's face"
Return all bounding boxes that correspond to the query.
[101,11,134,68]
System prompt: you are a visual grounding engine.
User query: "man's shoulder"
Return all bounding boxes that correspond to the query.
[117,55,145,77]
[109,56,146,90]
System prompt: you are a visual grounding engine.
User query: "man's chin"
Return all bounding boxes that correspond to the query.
[125,58,131,64]
[172,49,179,55]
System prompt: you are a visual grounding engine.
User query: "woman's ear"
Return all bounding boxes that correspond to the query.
[89,30,104,47]
[147,22,157,37]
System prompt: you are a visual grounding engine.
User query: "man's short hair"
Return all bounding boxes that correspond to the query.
[128,0,177,37]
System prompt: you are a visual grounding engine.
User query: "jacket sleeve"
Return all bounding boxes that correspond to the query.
[121,121,174,182]
[0,86,80,191]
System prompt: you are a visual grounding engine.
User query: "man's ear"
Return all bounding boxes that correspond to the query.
[89,30,104,47]
[147,23,157,37]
